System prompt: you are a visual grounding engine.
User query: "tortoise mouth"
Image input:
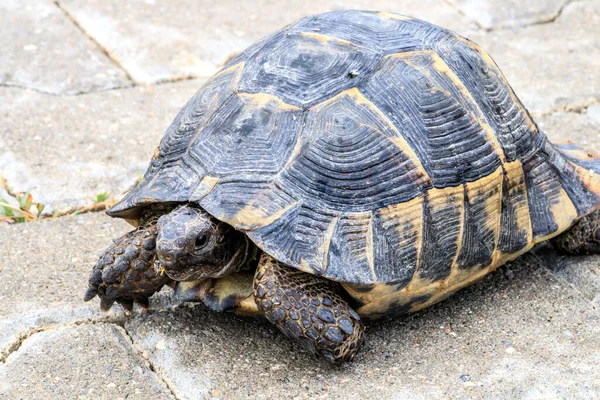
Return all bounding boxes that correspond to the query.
[156,262,217,281]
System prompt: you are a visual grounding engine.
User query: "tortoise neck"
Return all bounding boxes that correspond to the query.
[224,233,261,275]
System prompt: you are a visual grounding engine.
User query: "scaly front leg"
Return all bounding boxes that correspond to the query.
[84,214,172,311]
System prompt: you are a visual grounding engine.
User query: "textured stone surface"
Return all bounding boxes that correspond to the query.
[0,0,130,95]
[57,0,474,85]
[0,324,173,399]
[447,0,567,30]
[0,213,128,360]
[537,105,600,152]
[125,251,600,399]
[470,1,600,114]
[0,81,199,213]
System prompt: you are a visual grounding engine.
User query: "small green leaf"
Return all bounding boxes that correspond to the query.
[17,191,27,209]
[0,198,14,217]
[95,192,110,203]
[36,203,45,216]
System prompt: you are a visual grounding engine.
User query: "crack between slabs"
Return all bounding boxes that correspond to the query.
[0,315,125,364]
[0,317,178,399]
[52,0,136,86]
[524,0,577,28]
[442,0,486,31]
[1,75,203,98]
[119,324,181,400]
[52,1,213,95]
[534,97,599,117]
[0,82,130,97]
[444,0,580,32]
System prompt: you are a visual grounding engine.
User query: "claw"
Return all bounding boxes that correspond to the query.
[100,297,115,312]
[117,298,134,312]
[83,287,97,302]
[136,297,150,309]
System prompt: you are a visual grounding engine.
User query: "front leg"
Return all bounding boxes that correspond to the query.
[253,253,364,363]
[84,216,172,311]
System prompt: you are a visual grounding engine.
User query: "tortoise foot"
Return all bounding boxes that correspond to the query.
[551,210,600,255]
[84,219,172,312]
[254,254,364,364]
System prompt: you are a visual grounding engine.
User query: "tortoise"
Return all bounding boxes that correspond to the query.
[84,10,600,363]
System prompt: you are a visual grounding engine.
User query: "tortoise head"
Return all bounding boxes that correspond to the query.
[155,204,253,281]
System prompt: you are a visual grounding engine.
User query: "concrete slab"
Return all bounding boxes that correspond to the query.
[446,0,567,30]
[125,251,600,399]
[469,1,600,115]
[537,106,600,152]
[0,213,128,360]
[0,324,174,399]
[57,0,474,85]
[0,0,130,95]
[0,80,199,213]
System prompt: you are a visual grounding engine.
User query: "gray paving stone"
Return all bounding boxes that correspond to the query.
[0,324,173,399]
[537,106,600,152]
[0,213,128,360]
[124,250,600,399]
[447,0,567,30]
[57,0,474,85]
[469,1,600,115]
[0,80,199,213]
[0,0,130,95]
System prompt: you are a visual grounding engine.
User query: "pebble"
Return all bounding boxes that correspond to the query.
[155,339,166,350]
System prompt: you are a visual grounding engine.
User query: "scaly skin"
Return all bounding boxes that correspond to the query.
[254,253,364,364]
[84,207,173,311]
[551,210,600,255]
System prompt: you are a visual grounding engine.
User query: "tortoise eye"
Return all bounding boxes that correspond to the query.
[594,228,600,242]
[195,234,208,248]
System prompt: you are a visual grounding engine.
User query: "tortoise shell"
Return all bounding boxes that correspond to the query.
[109,11,600,311]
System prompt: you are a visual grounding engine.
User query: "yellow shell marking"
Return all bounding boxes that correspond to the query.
[503,160,534,246]
[190,175,220,201]
[231,198,300,231]
[300,31,355,47]
[238,92,302,111]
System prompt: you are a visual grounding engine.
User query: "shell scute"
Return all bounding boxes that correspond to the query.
[238,31,381,108]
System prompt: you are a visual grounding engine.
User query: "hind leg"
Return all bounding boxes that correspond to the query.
[253,253,364,364]
[550,210,600,255]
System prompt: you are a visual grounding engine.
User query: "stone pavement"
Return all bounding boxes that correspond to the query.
[1,0,599,398]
